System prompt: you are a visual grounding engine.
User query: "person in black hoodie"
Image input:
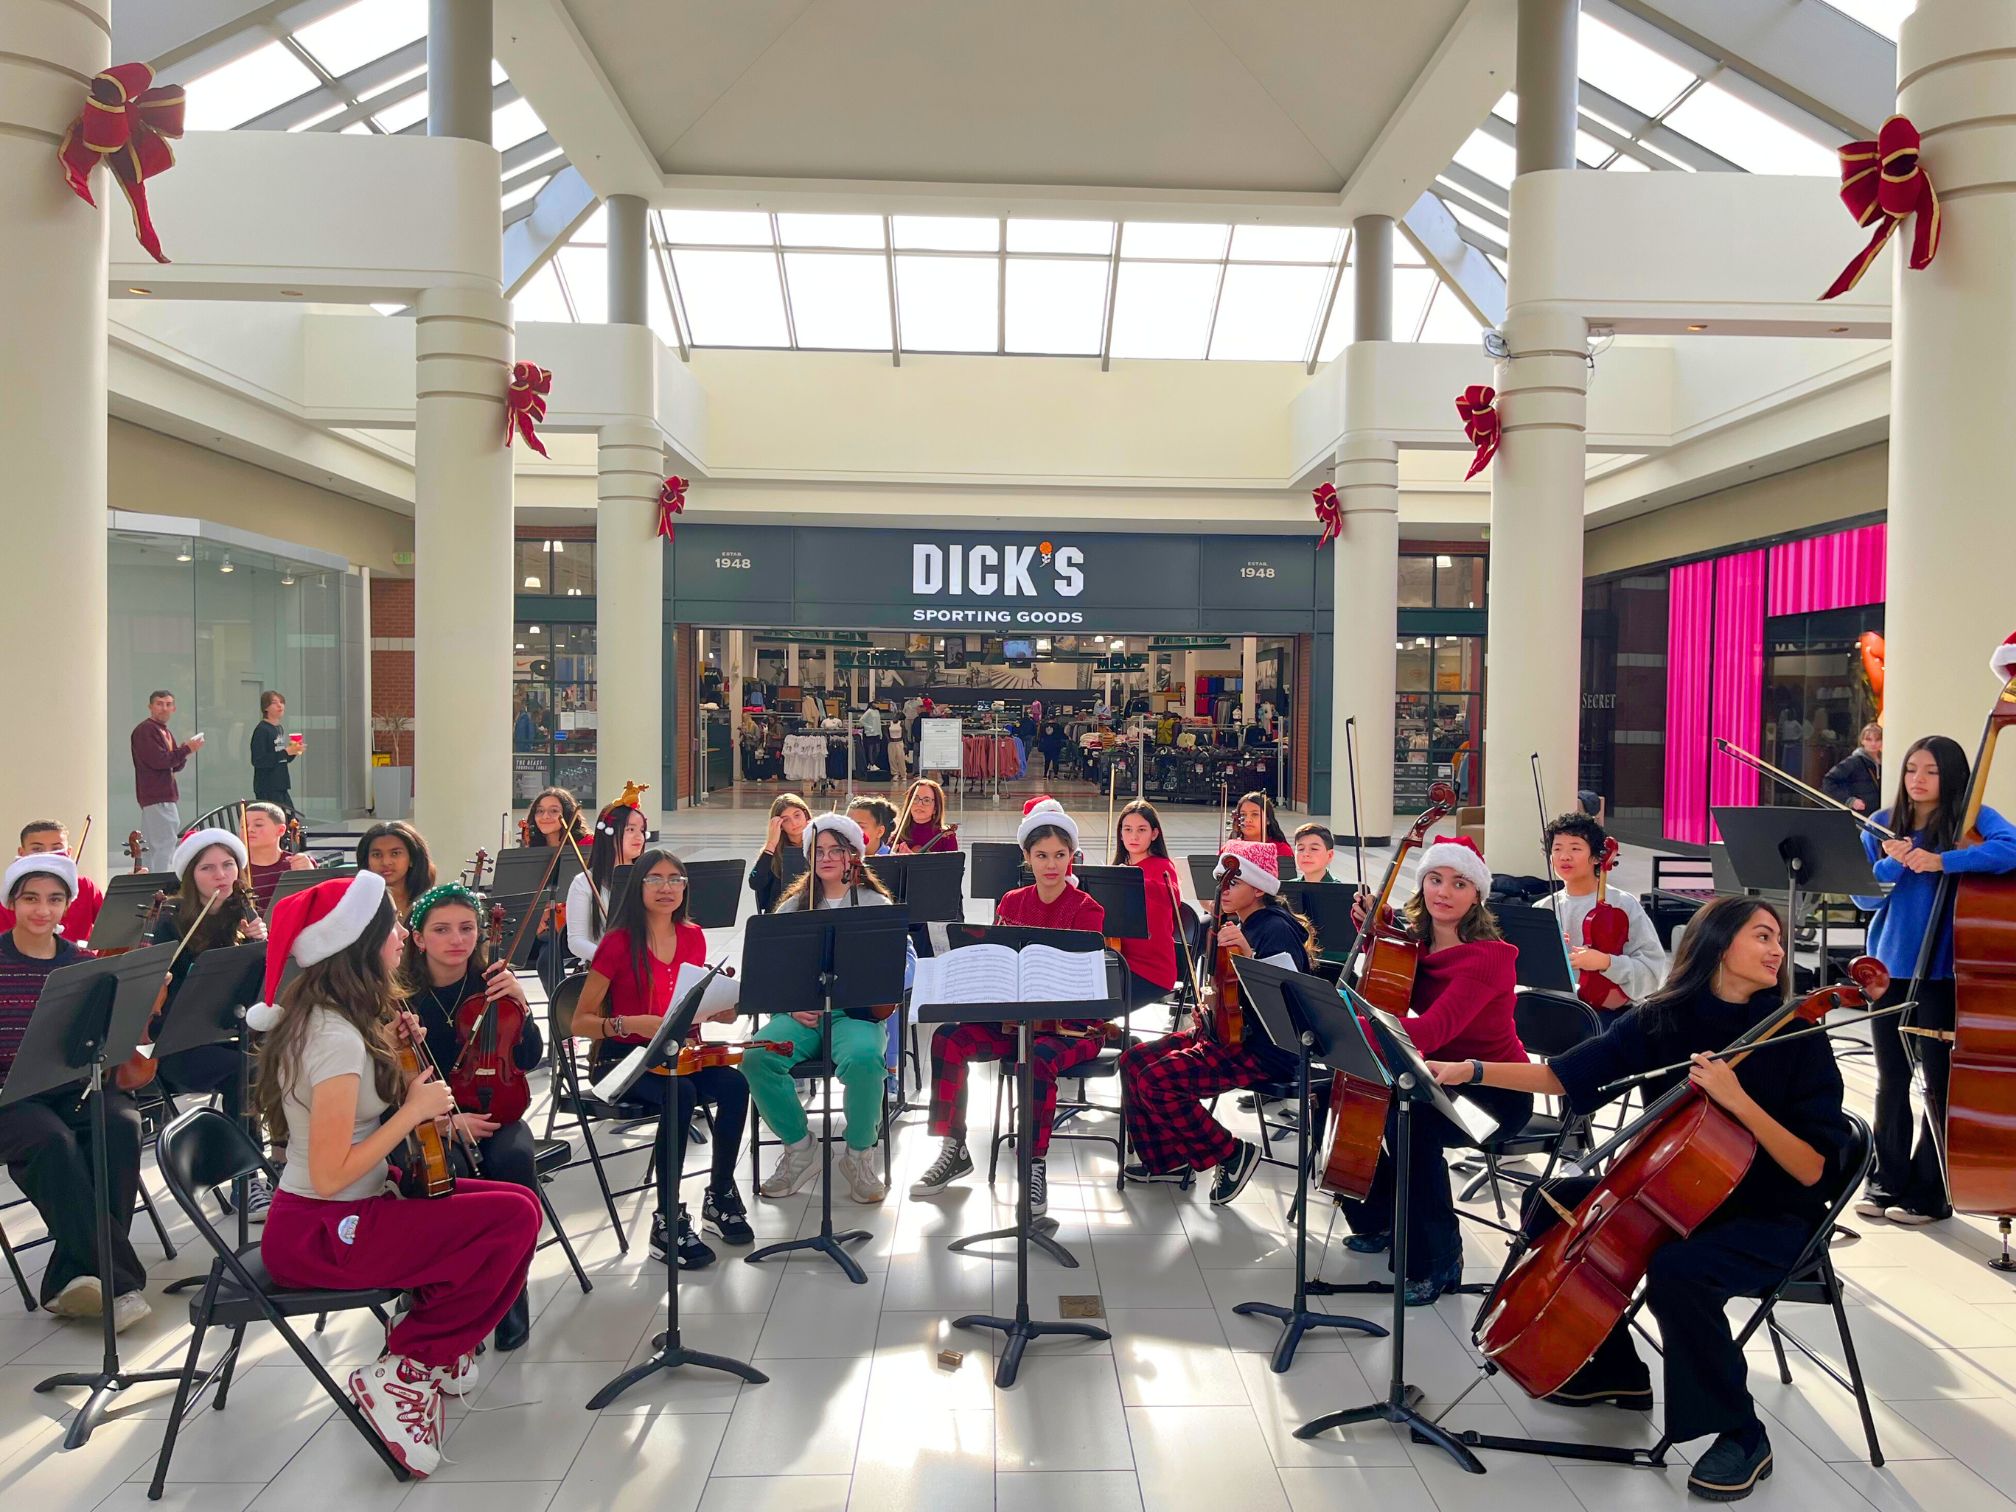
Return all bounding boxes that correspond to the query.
[748,793,812,914]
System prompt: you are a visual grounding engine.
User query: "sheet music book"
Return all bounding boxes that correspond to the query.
[587,962,740,1104]
[911,943,1108,1007]
[1358,1001,1501,1144]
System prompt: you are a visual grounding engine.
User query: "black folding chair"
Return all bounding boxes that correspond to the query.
[146,1108,409,1497]
[541,974,660,1249]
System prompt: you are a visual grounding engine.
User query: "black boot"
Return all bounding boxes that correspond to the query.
[493,1287,531,1352]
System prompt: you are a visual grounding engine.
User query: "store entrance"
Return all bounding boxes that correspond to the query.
[685,626,1302,812]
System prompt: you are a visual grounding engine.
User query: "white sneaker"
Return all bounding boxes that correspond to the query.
[433,1352,478,1397]
[838,1147,888,1204]
[46,1275,103,1318]
[111,1291,152,1335]
[347,1354,443,1478]
[760,1136,821,1198]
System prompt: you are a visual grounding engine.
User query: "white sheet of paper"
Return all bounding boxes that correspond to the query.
[589,1046,651,1105]
[1014,944,1109,1003]
[912,944,1021,1005]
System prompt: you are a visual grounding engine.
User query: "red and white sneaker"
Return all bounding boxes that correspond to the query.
[433,1353,478,1398]
[347,1354,443,1478]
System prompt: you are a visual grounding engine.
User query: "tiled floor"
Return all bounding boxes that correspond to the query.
[2,791,2010,1509]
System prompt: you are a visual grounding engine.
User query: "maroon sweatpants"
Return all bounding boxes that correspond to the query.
[262,1179,541,1369]
[928,1022,1105,1158]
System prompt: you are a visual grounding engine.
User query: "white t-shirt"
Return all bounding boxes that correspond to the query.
[567,871,612,963]
[278,1008,392,1203]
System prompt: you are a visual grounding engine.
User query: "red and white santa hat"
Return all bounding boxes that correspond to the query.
[172,827,247,878]
[1993,632,2016,685]
[4,853,77,904]
[1217,838,1281,896]
[804,812,866,857]
[245,870,388,1032]
[1417,835,1491,894]
[1017,796,1079,852]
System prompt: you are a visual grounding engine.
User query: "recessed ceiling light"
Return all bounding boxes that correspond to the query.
[1686,322,1708,332]
[127,286,151,295]
[280,571,296,586]
[1829,325,1849,334]
[219,554,235,574]
[280,289,305,297]
[174,546,192,563]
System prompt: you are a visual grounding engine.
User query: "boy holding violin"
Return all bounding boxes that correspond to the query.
[1537,812,1666,1011]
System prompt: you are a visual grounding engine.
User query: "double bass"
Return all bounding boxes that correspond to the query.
[1477,958,1887,1400]
[1316,780,1459,1199]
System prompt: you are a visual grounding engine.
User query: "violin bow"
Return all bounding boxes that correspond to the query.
[1711,739,1897,842]
[1531,752,1577,983]
[1343,717,1367,889]
[1592,999,1916,1097]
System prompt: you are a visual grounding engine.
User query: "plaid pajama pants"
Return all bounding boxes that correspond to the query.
[928,1021,1106,1158]
[1120,1031,1280,1174]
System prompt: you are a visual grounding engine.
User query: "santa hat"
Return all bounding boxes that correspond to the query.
[4,853,77,904]
[804,812,866,857]
[172,827,247,878]
[1417,835,1491,895]
[1993,632,2016,684]
[1017,796,1079,852]
[246,870,387,1032]
[1216,838,1281,896]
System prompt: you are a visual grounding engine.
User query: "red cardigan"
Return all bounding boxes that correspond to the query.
[1401,939,1525,1062]
[1117,855,1179,991]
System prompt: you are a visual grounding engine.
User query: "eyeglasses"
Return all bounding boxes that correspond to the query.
[641,875,688,889]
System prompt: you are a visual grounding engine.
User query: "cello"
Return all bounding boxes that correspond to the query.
[1476,957,1888,1400]
[1315,780,1458,1200]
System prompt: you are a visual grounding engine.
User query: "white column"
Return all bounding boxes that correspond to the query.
[1,3,109,878]
[1887,3,2016,799]
[1330,435,1400,843]
[596,419,663,815]
[728,630,745,752]
[1240,637,1259,726]
[788,644,800,684]
[1183,652,1199,715]
[413,288,514,864]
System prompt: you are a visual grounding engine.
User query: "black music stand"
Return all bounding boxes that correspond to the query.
[863,852,967,923]
[1185,853,1221,904]
[9,946,184,1448]
[1713,806,1881,944]
[86,874,176,952]
[915,923,1119,1388]
[1293,993,1499,1474]
[1278,880,1359,964]
[1226,958,1385,1372]
[1072,866,1148,941]
[740,907,911,1283]
[1495,903,1576,992]
[268,865,350,908]
[154,943,267,1296]
[587,961,768,1407]
[681,859,745,928]
[969,842,1022,902]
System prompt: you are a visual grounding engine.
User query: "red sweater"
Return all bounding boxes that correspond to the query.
[1401,939,1525,1062]
[998,882,1105,935]
[1117,855,1179,991]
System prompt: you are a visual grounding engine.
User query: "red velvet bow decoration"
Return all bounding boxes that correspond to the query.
[1822,115,1941,301]
[58,62,185,264]
[1456,385,1499,480]
[504,363,552,457]
[656,476,688,541]
[1311,482,1342,549]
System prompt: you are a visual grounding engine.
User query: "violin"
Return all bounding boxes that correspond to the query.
[1317,781,1459,1200]
[1476,957,1887,1400]
[674,1038,793,1074]
[448,894,532,1127]
[1574,837,1631,1013]
[392,1021,457,1199]
[1196,857,1250,1048]
[113,886,229,1092]
[125,830,144,875]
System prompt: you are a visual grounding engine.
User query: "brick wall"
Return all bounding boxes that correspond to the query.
[370,577,415,765]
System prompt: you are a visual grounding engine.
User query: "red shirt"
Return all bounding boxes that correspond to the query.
[1116,855,1179,991]
[998,882,1105,934]
[590,922,708,1044]
[130,718,192,807]
[247,858,292,914]
[0,874,104,948]
[1402,939,1526,1062]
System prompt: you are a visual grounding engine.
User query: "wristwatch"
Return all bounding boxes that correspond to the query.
[1468,1059,1485,1085]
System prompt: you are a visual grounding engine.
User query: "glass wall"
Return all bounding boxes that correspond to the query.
[107,526,354,839]
[1579,573,1671,840]
[513,620,598,805]
[1763,606,1884,791]
[1395,635,1484,812]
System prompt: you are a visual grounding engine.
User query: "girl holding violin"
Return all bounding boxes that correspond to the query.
[567,790,648,963]
[0,854,150,1332]
[400,883,543,1351]
[913,800,1106,1216]
[749,793,813,915]
[356,821,436,920]
[1428,897,1852,1502]
[568,848,750,1269]
[1231,790,1294,869]
[893,777,958,855]
[522,786,587,849]
[254,873,540,1481]
[1113,798,1180,1009]
[1120,839,1312,1204]
[1338,837,1529,1305]
[1537,812,1666,1013]
[1850,733,2016,1224]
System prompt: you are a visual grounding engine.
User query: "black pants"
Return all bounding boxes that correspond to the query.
[158,1041,246,1124]
[1123,967,1175,1014]
[1340,1086,1530,1282]
[625,1065,748,1209]
[0,1088,147,1304]
[1868,976,1953,1212]
[1523,1179,1809,1443]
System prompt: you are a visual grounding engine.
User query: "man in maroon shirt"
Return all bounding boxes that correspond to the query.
[131,690,202,872]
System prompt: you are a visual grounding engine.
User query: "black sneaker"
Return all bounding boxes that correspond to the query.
[650,1208,716,1270]
[909,1138,974,1197]
[702,1185,754,1246]
[1027,1158,1048,1218]
[1123,1160,1187,1185]
[1687,1424,1772,1501]
[1209,1141,1260,1206]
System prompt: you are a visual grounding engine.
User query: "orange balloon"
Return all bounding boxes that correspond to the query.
[1039,540,1054,556]
[1858,631,1886,720]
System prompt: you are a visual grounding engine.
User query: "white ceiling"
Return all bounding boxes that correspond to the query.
[564,0,1470,193]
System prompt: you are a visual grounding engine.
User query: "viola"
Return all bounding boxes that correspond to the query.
[393,1024,457,1199]
[1574,837,1632,1013]
[448,900,532,1127]
[675,1038,793,1075]
[1196,859,1249,1048]
[1317,781,1459,1200]
[1477,957,1886,1400]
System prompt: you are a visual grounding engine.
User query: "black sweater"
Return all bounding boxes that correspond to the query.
[409,963,545,1077]
[249,721,294,803]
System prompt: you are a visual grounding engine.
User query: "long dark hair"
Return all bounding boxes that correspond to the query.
[1115,798,1172,862]
[585,803,645,935]
[1236,791,1288,846]
[1400,890,1503,946]
[600,847,690,1007]
[1249,891,1319,960]
[777,828,893,912]
[397,890,493,995]
[1639,895,1785,1032]
[1888,734,1970,853]
[526,787,586,848]
[356,822,436,905]
[255,896,403,1145]
[173,844,260,956]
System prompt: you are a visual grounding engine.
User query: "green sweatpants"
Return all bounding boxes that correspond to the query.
[740,1012,887,1151]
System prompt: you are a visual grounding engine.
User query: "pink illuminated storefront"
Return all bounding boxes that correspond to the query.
[1579,521,1887,847]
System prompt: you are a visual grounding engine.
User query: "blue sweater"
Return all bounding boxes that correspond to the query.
[1852,805,2016,979]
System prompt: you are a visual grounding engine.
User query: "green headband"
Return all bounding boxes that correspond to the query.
[408,882,481,931]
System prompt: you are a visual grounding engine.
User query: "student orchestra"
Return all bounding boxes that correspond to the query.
[3,669,2012,1501]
